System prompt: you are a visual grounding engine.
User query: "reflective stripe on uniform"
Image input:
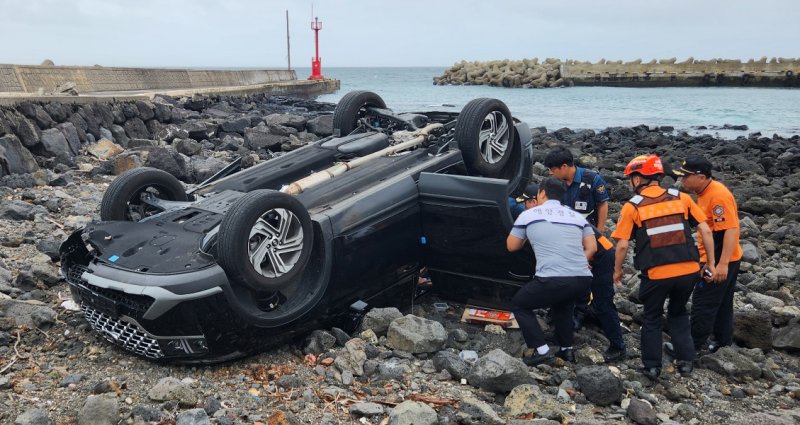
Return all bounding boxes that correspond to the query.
[645,223,685,236]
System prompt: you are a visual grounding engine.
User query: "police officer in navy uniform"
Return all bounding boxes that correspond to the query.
[508,183,540,219]
[544,147,626,362]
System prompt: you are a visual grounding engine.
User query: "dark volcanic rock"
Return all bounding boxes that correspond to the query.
[576,366,623,406]
[306,114,333,136]
[0,135,39,177]
[220,116,251,134]
[124,117,150,140]
[13,114,41,147]
[734,310,773,350]
[136,100,156,121]
[56,122,82,155]
[144,147,190,182]
[244,127,287,151]
[44,102,68,122]
[39,128,75,158]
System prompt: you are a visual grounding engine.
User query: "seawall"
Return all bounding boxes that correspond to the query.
[434,57,800,88]
[0,64,340,104]
[563,58,800,87]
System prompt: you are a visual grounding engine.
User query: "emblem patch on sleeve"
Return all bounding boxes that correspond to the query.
[596,185,606,194]
[712,205,724,216]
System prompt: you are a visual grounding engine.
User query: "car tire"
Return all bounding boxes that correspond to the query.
[455,98,516,177]
[332,90,387,136]
[216,190,314,292]
[100,167,189,221]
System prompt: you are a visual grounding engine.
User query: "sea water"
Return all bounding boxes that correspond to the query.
[301,67,800,138]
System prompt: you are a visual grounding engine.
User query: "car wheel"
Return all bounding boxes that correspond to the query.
[100,167,189,221]
[332,90,387,136]
[216,190,314,292]
[455,98,516,177]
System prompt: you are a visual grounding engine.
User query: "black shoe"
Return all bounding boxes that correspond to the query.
[707,342,722,353]
[603,346,627,363]
[640,367,661,381]
[664,342,676,358]
[555,348,575,363]
[677,360,694,377]
[523,351,555,367]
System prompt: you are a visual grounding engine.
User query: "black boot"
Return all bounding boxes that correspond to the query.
[640,367,661,381]
[555,348,575,363]
[603,346,627,363]
[523,351,555,367]
[677,360,694,377]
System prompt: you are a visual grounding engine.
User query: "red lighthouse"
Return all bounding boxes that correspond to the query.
[308,17,324,80]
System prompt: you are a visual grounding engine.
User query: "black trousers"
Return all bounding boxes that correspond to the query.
[512,276,592,349]
[691,261,740,350]
[575,250,626,350]
[639,272,698,368]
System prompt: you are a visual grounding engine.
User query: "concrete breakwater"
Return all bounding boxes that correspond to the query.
[0,64,297,94]
[434,57,800,88]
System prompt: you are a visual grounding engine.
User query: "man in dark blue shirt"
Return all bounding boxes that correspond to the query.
[544,147,610,232]
[544,147,625,362]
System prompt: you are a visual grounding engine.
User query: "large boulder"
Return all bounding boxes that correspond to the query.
[700,347,761,380]
[135,101,155,121]
[244,127,287,151]
[39,128,74,158]
[0,135,39,176]
[306,114,333,136]
[264,113,306,130]
[503,384,563,419]
[44,102,68,123]
[389,401,437,425]
[0,299,58,328]
[147,377,196,407]
[361,307,403,336]
[0,200,47,220]
[773,318,800,350]
[466,348,532,393]
[386,314,447,353]
[190,156,227,183]
[734,310,773,350]
[220,117,251,134]
[576,366,623,406]
[13,114,41,147]
[432,350,470,380]
[184,121,217,141]
[77,394,118,425]
[455,396,504,425]
[56,122,82,155]
[87,139,125,160]
[144,147,190,182]
[14,408,53,425]
[124,117,150,140]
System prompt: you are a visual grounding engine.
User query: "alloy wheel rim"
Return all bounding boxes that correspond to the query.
[478,111,509,164]
[247,208,304,278]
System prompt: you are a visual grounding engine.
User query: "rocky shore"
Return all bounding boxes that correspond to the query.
[1,95,800,424]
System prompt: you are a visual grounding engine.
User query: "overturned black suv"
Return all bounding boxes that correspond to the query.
[60,91,536,363]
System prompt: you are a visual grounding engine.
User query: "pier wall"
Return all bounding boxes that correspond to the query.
[0,64,297,94]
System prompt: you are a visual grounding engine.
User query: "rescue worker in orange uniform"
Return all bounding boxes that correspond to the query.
[611,155,716,380]
[673,156,743,354]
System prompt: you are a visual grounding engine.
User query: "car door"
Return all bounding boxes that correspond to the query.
[417,172,535,306]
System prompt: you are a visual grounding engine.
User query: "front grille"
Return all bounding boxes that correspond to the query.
[65,264,154,318]
[81,303,164,359]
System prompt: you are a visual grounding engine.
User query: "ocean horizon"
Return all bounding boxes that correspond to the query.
[291,67,800,139]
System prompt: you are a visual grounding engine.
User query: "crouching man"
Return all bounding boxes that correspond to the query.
[506,177,597,366]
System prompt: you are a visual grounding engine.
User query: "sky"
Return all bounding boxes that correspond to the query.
[0,0,797,68]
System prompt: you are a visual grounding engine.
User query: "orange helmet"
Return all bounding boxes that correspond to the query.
[624,154,664,177]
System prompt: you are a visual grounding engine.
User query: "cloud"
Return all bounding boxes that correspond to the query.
[0,0,796,67]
